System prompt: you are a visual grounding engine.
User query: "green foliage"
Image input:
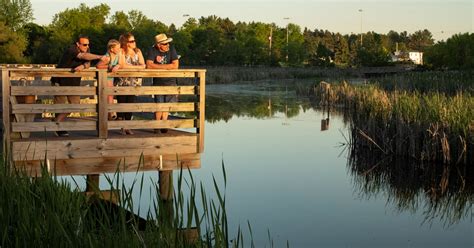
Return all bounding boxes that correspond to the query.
[425,33,474,70]
[408,29,434,52]
[0,2,466,68]
[356,32,391,66]
[0,21,27,63]
[0,0,33,31]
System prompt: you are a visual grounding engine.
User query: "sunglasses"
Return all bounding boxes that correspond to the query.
[80,43,89,47]
[127,40,136,43]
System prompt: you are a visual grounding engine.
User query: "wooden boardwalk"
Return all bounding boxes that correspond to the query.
[1,67,205,176]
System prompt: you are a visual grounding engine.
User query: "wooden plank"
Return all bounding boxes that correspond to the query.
[198,71,206,153]
[12,135,198,160]
[104,86,195,95]
[14,153,201,176]
[10,70,96,78]
[108,102,194,113]
[11,86,96,96]
[2,69,11,153]
[12,120,97,132]
[108,119,195,130]
[97,70,108,138]
[109,71,196,78]
[10,96,35,138]
[12,104,97,114]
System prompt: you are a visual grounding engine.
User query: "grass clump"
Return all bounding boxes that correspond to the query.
[0,157,255,247]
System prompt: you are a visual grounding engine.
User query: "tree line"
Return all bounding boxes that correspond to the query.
[0,1,472,69]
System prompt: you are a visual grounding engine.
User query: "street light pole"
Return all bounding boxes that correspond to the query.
[284,17,290,63]
[358,9,363,46]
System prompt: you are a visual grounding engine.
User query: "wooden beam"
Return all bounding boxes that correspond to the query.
[12,103,97,114]
[11,86,96,96]
[12,135,198,160]
[10,69,96,78]
[109,71,196,78]
[97,70,108,138]
[104,86,195,95]
[12,120,97,132]
[14,153,201,176]
[198,71,206,153]
[108,119,195,130]
[159,171,173,200]
[2,69,11,153]
[108,102,194,113]
[86,174,100,192]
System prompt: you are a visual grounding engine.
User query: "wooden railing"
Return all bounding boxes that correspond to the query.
[2,68,206,160]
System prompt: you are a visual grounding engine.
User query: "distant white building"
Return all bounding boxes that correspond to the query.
[409,52,423,65]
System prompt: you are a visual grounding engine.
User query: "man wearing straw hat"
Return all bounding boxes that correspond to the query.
[146,33,179,133]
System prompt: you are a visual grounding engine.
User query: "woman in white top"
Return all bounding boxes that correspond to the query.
[116,33,145,135]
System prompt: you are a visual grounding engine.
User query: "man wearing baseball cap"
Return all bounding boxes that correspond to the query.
[146,33,179,133]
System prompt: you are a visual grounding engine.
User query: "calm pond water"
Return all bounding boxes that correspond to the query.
[67,82,472,247]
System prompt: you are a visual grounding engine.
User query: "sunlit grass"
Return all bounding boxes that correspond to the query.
[0,156,260,247]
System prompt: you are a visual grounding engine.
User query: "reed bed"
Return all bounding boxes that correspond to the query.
[370,71,474,94]
[0,157,255,247]
[314,82,474,165]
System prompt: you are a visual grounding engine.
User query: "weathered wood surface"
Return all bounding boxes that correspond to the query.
[3,66,206,176]
[12,120,97,132]
[14,153,201,176]
[12,103,97,114]
[108,103,194,113]
[198,71,206,152]
[108,119,195,129]
[11,86,96,96]
[105,86,195,95]
[12,134,198,160]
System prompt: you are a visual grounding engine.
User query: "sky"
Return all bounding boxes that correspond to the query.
[30,0,473,41]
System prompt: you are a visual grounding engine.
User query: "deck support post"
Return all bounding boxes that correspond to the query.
[159,171,173,201]
[97,70,108,138]
[86,174,100,192]
[197,71,205,153]
[2,69,11,155]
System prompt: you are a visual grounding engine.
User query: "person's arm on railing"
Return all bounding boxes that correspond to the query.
[77,52,104,61]
[96,56,111,69]
[146,59,179,69]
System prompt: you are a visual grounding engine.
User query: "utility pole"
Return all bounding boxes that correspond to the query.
[358,9,363,46]
[284,17,290,63]
[269,26,273,57]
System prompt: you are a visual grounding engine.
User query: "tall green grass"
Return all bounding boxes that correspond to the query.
[315,81,474,164]
[370,71,474,94]
[0,157,258,247]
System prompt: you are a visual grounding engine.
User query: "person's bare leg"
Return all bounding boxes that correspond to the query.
[107,80,117,120]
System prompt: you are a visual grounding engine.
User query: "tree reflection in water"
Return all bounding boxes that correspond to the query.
[348,153,473,227]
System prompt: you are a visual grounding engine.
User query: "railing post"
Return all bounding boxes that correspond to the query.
[97,70,108,138]
[2,69,11,155]
[198,71,205,153]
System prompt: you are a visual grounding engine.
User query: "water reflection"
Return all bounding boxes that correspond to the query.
[348,154,473,226]
[206,83,472,229]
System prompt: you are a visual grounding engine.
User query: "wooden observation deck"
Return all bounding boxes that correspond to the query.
[1,66,205,176]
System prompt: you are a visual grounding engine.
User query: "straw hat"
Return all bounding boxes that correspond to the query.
[155,33,173,44]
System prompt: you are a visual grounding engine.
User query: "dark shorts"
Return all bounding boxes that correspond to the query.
[153,78,178,103]
[154,95,178,103]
